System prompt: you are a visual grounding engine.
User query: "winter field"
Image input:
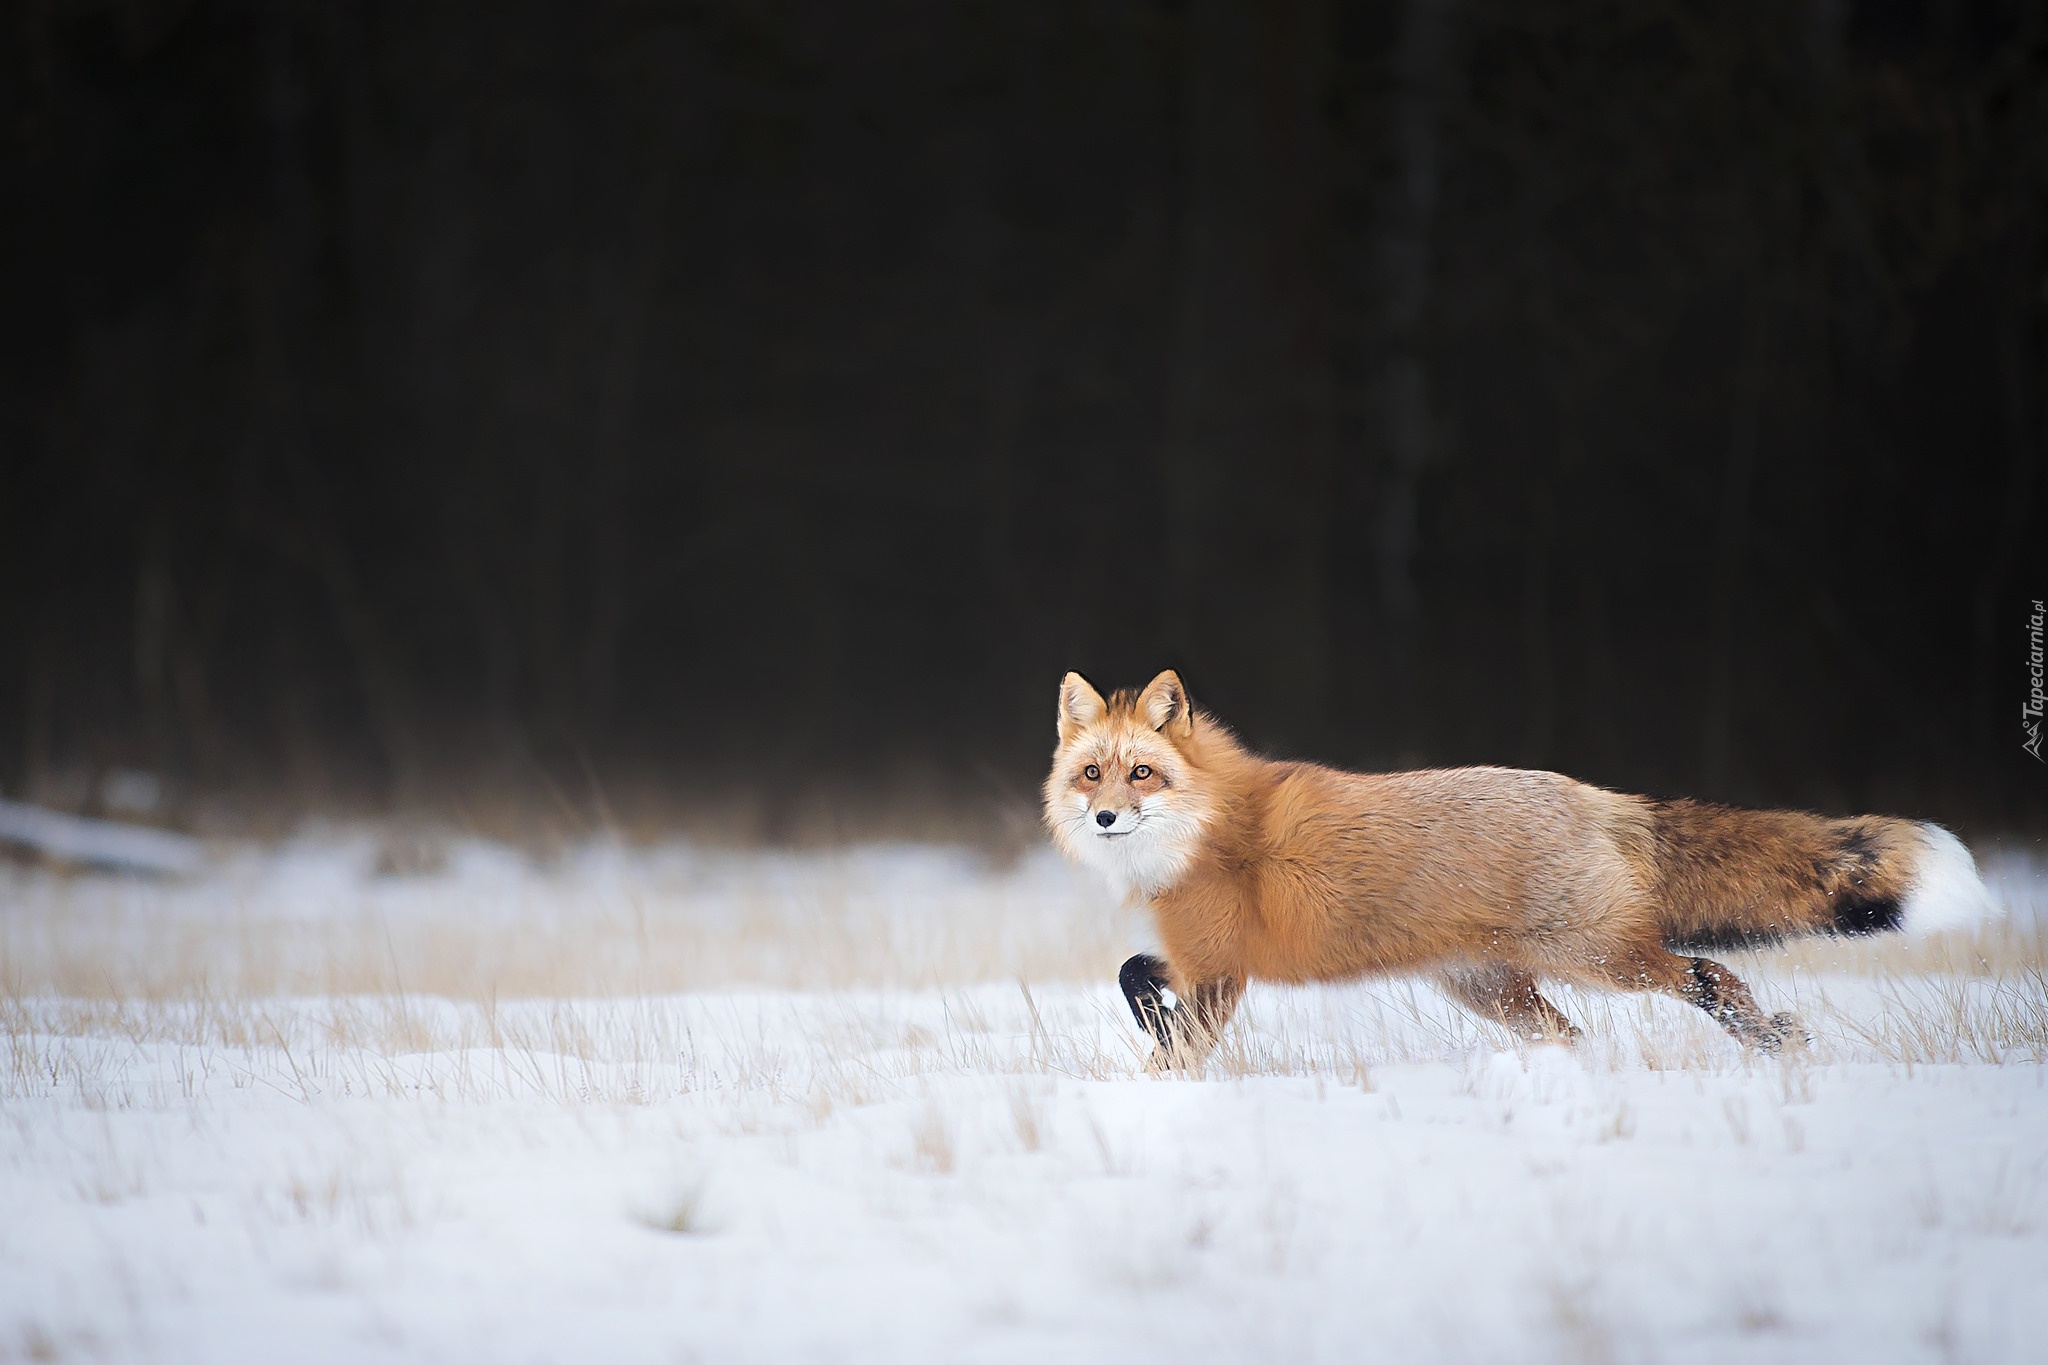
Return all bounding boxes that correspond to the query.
[4,830,2047,1364]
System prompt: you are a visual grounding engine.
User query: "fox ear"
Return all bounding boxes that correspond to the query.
[1057,672,1106,742]
[1139,669,1193,737]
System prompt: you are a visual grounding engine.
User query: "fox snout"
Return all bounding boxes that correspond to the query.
[1095,810,1117,828]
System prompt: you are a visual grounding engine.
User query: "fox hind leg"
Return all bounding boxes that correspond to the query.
[1438,965,1580,1042]
[1594,946,1803,1052]
[1677,956,1807,1051]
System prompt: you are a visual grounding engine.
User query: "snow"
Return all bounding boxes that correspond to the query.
[3,832,2046,1362]
[0,798,204,877]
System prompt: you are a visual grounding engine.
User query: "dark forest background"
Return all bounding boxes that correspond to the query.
[3,0,2045,841]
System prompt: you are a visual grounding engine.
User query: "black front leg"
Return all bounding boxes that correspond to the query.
[1118,953,1180,1049]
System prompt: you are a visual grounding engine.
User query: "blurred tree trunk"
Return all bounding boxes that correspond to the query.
[1376,0,1456,615]
[1973,18,2048,782]
[133,517,176,778]
[1372,0,1459,756]
[253,8,424,806]
[1701,281,1768,798]
[1161,0,1336,739]
[578,162,668,750]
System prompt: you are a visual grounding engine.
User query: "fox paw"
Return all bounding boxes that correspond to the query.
[1143,1039,1211,1076]
[1518,1023,1582,1046]
[1768,1011,1812,1050]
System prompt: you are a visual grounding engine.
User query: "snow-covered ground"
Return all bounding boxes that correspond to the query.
[4,834,2046,1362]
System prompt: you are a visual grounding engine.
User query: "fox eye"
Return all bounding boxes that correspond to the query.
[1132,764,1153,781]
[1083,764,1101,781]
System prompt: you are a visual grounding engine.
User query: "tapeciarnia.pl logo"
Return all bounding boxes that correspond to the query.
[2027,599,2046,762]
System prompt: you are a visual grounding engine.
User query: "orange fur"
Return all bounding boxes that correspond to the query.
[1044,670,1987,1062]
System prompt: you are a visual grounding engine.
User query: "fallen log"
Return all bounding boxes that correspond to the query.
[0,798,205,877]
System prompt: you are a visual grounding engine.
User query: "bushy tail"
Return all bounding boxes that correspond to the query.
[1646,800,1999,951]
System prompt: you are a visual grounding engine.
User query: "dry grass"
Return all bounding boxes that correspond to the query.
[1,837,2043,1115]
[0,842,1135,999]
[633,1178,716,1236]
[0,984,1147,1112]
[1761,913,2047,978]
[4,922,2042,1124]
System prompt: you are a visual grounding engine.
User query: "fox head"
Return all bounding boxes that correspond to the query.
[1042,669,1216,898]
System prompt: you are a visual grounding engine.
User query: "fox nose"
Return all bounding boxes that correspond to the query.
[1095,810,1117,829]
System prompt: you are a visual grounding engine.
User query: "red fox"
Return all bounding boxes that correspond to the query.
[1042,669,1998,1062]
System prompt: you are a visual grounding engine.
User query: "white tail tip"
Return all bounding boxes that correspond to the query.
[1899,824,2001,935]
